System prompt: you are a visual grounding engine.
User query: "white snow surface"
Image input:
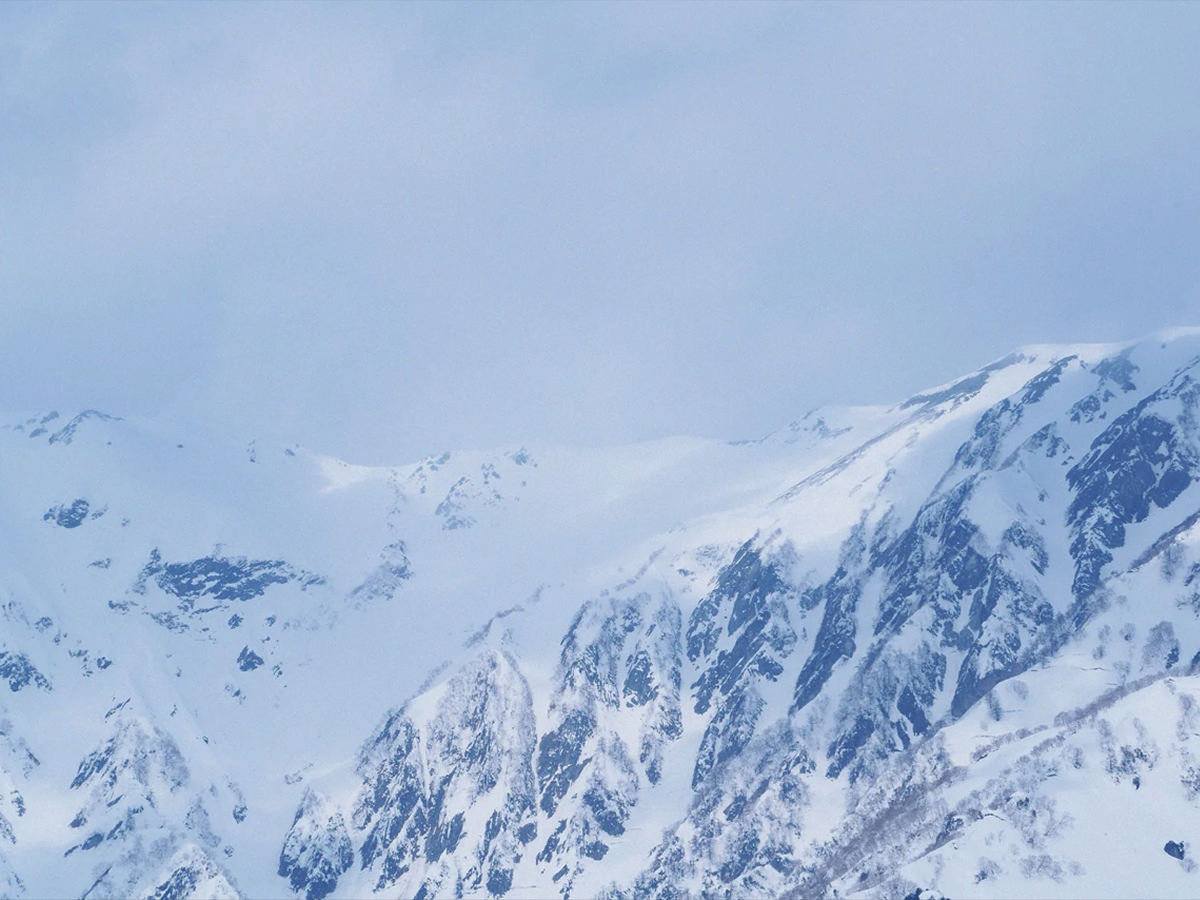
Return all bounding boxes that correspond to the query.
[2,329,1200,897]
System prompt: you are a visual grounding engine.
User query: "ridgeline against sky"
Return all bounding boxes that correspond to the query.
[3,2,1199,461]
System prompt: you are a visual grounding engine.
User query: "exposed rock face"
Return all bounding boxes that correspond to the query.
[352,649,539,898]
[7,335,1200,897]
[279,791,353,900]
[140,845,240,900]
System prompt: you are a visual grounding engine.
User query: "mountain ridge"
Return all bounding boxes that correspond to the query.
[3,329,1200,898]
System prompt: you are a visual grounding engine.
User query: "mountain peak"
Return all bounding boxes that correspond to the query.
[4,333,1200,897]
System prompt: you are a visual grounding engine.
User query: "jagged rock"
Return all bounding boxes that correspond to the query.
[43,499,90,528]
[0,654,50,694]
[135,550,323,610]
[354,649,538,897]
[237,647,264,672]
[279,790,352,900]
[140,844,240,900]
[348,541,412,605]
[8,339,1200,898]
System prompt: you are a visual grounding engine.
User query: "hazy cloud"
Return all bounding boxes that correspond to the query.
[3,1,1199,462]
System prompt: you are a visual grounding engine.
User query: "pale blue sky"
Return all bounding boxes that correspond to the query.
[3,2,1199,462]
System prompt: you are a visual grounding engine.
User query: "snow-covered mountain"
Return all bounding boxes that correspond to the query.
[5,329,1200,898]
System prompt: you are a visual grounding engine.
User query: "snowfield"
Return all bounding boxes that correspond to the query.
[4,329,1200,898]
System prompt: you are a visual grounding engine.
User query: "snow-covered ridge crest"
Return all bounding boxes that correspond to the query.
[4,330,1200,897]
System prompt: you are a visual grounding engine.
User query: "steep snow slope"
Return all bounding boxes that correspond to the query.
[3,329,1200,898]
